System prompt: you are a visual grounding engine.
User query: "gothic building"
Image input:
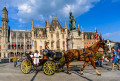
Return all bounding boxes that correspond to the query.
[0,7,101,58]
[0,7,32,58]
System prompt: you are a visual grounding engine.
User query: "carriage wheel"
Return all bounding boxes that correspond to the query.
[20,59,32,74]
[43,61,55,75]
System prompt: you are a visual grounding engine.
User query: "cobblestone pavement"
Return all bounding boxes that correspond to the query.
[0,62,120,81]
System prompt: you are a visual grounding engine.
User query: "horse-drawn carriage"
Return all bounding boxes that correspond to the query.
[20,50,64,75]
[21,37,109,76]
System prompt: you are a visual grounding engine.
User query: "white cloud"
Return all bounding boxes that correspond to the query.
[103,31,120,42]
[0,0,100,23]
[18,4,31,13]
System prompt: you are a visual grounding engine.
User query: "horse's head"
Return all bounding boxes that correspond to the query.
[99,36,109,52]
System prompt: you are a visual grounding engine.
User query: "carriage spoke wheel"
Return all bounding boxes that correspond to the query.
[20,59,31,74]
[43,61,55,75]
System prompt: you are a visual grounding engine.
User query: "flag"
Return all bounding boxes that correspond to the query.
[24,33,25,49]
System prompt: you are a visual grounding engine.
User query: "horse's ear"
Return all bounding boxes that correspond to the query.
[100,35,102,41]
[103,38,104,41]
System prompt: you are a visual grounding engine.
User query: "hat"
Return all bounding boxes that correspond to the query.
[46,40,49,43]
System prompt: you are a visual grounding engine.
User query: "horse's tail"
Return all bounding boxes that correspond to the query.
[60,51,67,67]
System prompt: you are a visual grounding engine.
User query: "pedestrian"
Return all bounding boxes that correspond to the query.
[13,55,17,67]
[98,57,103,67]
[110,47,120,70]
[118,49,120,63]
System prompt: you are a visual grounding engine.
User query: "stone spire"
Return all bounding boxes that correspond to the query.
[81,24,83,32]
[2,6,8,19]
[96,29,98,33]
[46,16,49,27]
[32,19,34,30]
[77,24,79,31]
[100,32,102,37]
[64,17,67,29]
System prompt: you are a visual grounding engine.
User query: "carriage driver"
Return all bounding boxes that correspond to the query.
[45,40,55,59]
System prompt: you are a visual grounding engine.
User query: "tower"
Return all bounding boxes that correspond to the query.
[1,6,9,58]
[64,17,67,35]
[46,16,50,37]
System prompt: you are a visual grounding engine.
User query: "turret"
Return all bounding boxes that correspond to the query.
[100,32,102,38]
[64,17,67,29]
[2,6,8,19]
[81,24,83,33]
[46,16,50,37]
[46,16,49,27]
[1,6,9,58]
[32,19,34,30]
[77,24,79,31]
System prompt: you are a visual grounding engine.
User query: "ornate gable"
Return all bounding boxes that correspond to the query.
[50,17,64,32]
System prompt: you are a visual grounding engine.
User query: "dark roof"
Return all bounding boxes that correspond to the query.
[34,27,47,37]
[84,32,99,39]
[11,30,31,37]
[50,17,65,32]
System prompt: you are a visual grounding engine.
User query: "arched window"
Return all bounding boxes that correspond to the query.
[34,41,37,50]
[62,34,64,39]
[56,31,59,39]
[63,41,65,47]
[85,34,87,39]
[91,35,93,39]
[56,40,60,48]
[51,34,53,38]
[51,41,53,48]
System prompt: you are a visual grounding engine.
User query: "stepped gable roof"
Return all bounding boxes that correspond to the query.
[84,32,99,39]
[50,17,65,32]
[34,27,47,37]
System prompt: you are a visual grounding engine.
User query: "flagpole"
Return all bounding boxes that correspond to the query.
[31,37,32,52]
[16,32,17,56]
[9,32,11,63]
[24,33,25,56]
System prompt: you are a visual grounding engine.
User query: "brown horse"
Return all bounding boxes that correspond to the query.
[64,37,109,76]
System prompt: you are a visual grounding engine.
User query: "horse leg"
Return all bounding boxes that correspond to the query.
[66,62,71,74]
[80,61,89,75]
[91,59,101,76]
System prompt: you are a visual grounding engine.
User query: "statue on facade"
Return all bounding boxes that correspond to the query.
[69,11,76,31]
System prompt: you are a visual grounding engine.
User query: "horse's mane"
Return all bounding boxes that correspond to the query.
[88,40,100,49]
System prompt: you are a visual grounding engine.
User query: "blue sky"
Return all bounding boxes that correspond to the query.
[0,0,120,42]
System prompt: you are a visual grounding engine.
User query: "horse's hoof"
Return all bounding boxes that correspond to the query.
[97,74,101,76]
[67,71,71,74]
[80,71,84,75]
[81,73,84,75]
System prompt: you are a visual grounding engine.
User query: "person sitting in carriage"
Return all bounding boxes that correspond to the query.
[45,40,55,59]
[33,50,41,66]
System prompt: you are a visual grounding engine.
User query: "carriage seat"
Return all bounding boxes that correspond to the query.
[43,49,48,55]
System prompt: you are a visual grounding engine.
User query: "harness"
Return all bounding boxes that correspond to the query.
[65,49,96,63]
